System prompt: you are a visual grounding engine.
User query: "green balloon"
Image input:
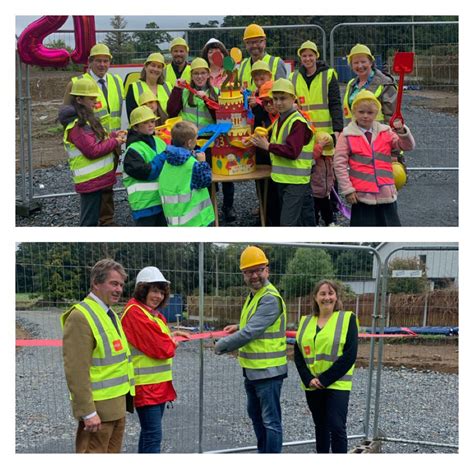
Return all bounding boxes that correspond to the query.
[223,56,235,71]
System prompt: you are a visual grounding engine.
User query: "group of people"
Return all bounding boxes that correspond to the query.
[60,23,415,227]
[62,246,358,453]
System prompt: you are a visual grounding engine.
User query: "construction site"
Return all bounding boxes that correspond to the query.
[15,242,459,453]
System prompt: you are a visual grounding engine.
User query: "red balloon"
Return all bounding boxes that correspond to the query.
[70,16,96,65]
[17,15,96,68]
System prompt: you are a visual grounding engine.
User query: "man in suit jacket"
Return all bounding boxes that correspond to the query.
[61,258,135,453]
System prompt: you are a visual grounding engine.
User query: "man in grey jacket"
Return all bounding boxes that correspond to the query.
[215,246,287,453]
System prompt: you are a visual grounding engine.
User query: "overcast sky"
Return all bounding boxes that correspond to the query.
[15,16,225,35]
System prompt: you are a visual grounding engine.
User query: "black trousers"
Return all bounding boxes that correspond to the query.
[313,196,334,226]
[305,389,350,453]
[79,191,103,226]
[277,182,316,227]
[350,201,401,226]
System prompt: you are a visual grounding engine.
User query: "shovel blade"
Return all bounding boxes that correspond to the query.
[392,52,415,74]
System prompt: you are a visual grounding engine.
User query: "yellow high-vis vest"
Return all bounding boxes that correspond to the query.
[238,282,287,369]
[61,297,135,401]
[296,311,357,391]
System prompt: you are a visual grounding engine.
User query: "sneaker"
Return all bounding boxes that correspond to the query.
[222,206,236,223]
[328,222,337,227]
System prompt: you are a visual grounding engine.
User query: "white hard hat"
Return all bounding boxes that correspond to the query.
[205,37,223,47]
[135,266,170,285]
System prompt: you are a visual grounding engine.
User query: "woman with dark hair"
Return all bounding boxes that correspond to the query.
[121,266,190,453]
[294,279,359,453]
[126,53,170,123]
[200,38,229,89]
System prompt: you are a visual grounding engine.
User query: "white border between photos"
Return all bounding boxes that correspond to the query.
[6,1,471,467]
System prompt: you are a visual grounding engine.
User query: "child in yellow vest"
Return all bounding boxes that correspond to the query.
[59,78,126,226]
[250,79,315,226]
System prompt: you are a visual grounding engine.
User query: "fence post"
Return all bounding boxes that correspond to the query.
[198,242,204,453]
[387,293,391,327]
[422,292,429,327]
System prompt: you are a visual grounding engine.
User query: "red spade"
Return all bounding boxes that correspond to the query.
[389,52,415,128]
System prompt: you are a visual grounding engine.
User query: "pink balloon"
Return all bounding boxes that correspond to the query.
[70,16,96,65]
[17,15,96,68]
[17,16,70,67]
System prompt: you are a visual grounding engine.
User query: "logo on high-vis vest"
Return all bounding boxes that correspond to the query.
[299,97,305,104]
[113,340,123,351]
[304,346,311,355]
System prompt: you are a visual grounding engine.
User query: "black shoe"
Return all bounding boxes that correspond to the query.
[222,206,236,223]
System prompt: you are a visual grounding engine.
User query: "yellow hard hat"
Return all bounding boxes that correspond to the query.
[240,246,269,270]
[70,78,100,97]
[145,52,165,66]
[130,105,157,127]
[392,162,407,190]
[138,89,158,106]
[351,89,381,111]
[270,78,296,98]
[251,60,271,75]
[89,43,113,59]
[315,131,335,156]
[170,37,189,52]
[191,57,210,72]
[243,24,266,41]
[347,43,375,63]
[297,40,320,59]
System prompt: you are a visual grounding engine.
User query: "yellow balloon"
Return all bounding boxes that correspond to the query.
[230,47,242,63]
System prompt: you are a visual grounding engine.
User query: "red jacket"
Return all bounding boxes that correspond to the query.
[121,298,177,407]
[347,130,394,193]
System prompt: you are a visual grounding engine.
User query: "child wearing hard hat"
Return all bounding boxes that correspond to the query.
[122,106,168,226]
[59,78,126,226]
[333,90,415,226]
[167,58,236,223]
[250,78,315,226]
[126,52,170,123]
[158,121,215,227]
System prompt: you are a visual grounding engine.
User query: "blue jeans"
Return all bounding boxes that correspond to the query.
[244,376,284,453]
[136,403,166,453]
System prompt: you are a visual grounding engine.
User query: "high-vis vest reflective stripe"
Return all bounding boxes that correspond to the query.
[63,119,115,186]
[159,155,215,227]
[347,131,395,193]
[180,88,216,131]
[122,137,166,211]
[343,78,385,124]
[61,297,135,401]
[270,111,314,184]
[238,53,280,91]
[132,80,171,111]
[121,303,173,386]
[296,311,356,391]
[290,69,336,134]
[238,282,287,369]
[72,73,124,132]
[164,63,191,87]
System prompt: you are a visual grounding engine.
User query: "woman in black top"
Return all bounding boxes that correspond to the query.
[294,279,358,453]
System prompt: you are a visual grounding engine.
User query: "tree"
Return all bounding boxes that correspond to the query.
[132,22,172,59]
[280,248,334,298]
[104,16,135,64]
[387,257,429,294]
[187,20,222,56]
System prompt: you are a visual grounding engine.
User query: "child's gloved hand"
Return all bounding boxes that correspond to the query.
[175,78,187,89]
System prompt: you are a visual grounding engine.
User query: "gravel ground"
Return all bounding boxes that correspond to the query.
[16,310,458,453]
[16,94,458,227]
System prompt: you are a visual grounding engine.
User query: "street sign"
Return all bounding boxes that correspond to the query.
[392,270,423,278]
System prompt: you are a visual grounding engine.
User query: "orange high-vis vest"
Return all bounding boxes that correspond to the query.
[347,131,394,193]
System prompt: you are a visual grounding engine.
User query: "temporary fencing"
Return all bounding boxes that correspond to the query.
[16,20,458,221]
[15,242,458,453]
